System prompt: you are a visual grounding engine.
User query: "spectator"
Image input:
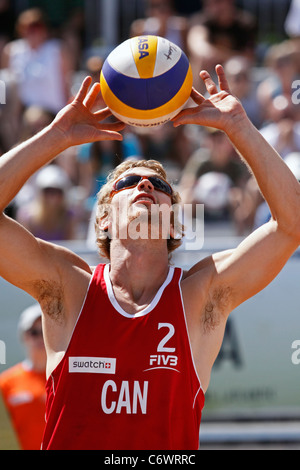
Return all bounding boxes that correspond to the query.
[254,152,300,229]
[285,0,300,38]
[77,139,122,213]
[187,0,257,90]
[0,0,15,62]
[130,0,188,52]
[19,105,55,142]
[16,164,78,241]
[256,41,300,124]
[259,95,300,159]
[178,127,250,232]
[1,8,72,114]
[0,304,46,450]
[224,56,263,129]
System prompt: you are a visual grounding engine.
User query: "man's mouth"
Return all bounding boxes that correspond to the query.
[133,193,156,204]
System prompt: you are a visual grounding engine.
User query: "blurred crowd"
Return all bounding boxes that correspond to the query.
[1,0,300,248]
[1,0,300,449]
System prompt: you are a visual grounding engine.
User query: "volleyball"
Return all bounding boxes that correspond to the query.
[100,35,193,127]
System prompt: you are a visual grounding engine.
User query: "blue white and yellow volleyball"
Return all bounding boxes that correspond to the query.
[100,35,193,127]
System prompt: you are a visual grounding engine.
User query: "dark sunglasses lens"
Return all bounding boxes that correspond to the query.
[114,175,172,195]
[149,177,172,194]
[115,175,141,191]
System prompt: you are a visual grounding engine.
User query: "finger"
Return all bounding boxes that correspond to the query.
[97,121,126,132]
[191,87,205,105]
[95,130,124,142]
[172,106,200,127]
[93,107,113,120]
[74,76,92,103]
[200,70,218,95]
[84,82,101,109]
[215,64,231,93]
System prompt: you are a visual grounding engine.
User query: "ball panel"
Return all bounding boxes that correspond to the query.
[101,52,190,110]
[100,64,193,126]
[131,35,158,79]
[154,36,182,76]
[109,108,180,127]
[107,39,139,78]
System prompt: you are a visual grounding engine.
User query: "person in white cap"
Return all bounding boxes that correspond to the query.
[0,304,46,449]
[16,164,76,241]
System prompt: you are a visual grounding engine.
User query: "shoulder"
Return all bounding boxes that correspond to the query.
[182,249,233,280]
[32,240,92,317]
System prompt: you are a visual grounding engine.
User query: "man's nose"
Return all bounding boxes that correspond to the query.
[137,178,154,192]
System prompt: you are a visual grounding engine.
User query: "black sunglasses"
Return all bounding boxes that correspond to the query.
[110,174,173,198]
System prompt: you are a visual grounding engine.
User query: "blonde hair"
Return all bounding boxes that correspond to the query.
[95,159,184,259]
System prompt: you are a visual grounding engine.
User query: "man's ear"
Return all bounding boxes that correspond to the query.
[98,213,110,232]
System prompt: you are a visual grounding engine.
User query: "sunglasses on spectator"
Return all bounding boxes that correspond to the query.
[110,175,173,198]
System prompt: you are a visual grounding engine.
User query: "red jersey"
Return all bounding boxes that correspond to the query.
[41,264,204,450]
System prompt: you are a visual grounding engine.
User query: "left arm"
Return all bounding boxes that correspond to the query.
[174,65,300,311]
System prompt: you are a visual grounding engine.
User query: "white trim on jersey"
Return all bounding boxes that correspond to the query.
[104,264,175,318]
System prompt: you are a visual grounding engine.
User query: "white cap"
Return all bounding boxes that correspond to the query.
[35,165,70,191]
[18,304,42,334]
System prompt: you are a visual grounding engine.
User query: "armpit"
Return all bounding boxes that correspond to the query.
[33,279,64,323]
[203,285,232,332]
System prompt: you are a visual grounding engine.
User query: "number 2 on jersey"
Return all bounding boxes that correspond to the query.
[157,323,175,353]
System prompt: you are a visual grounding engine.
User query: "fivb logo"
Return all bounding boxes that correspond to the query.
[0,80,6,104]
[0,340,6,365]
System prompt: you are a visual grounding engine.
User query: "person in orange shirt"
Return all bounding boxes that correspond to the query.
[0,304,46,450]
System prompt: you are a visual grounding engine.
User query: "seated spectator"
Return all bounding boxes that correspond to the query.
[187,0,257,90]
[254,152,300,229]
[224,56,263,129]
[0,304,46,450]
[0,68,21,151]
[259,96,300,159]
[285,0,300,39]
[16,164,77,241]
[1,8,72,114]
[130,0,188,52]
[178,127,251,232]
[256,41,300,123]
[19,105,55,142]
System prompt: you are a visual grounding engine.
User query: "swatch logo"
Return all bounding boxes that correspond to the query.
[69,357,116,374]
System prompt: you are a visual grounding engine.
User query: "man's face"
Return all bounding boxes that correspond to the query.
[107,167,174,241]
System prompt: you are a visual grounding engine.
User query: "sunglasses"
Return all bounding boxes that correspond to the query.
[110,174,173,198]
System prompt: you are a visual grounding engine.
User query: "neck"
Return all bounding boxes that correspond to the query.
[108,238,170,307]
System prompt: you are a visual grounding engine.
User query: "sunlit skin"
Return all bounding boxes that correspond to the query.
[0,66,299,396]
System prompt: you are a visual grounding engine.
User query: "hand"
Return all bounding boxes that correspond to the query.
[172,65,247,134]
[52,76,125,147]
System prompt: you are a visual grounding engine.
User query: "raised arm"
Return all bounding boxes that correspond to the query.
[0,77,124,297]
[0,77,124,212]
[174,65,300,311]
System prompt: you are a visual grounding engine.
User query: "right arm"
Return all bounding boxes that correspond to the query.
[0,77,124,297]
